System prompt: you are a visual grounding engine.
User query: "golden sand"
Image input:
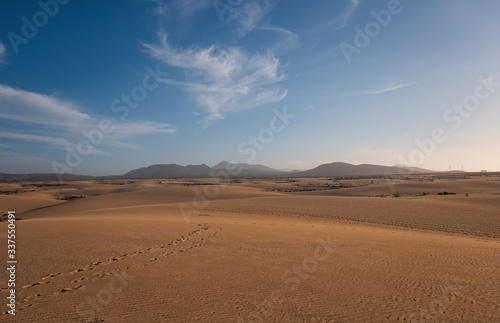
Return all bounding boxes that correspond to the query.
[0,176,499,322]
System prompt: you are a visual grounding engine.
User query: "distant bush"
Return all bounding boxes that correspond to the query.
[422,191,429,196]
[55,194,86,201]
[392,192,401,198]
[0,215,22,221]
[437,192,456,195]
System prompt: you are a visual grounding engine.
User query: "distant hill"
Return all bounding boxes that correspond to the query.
[0,161,434,182]
[0,172,94,182]
[291,162,431,177]
[123,164,212,179]
[211,161,290,177]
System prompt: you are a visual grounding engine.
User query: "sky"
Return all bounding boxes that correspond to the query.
[0,0,499,176]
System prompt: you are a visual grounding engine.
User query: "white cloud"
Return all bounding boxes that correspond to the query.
[257,25,300,53]
[340,0,360,27]
[0,131,73,147]
[0,84,177,151]
[112,121,176,137]
[228,0,277,36]
[306,0,360,34]
[361,82,415,95]
[0,41,6,64]
[326,0,360,29]
[150,0,211,18]
[143,33,287,125]
[0,84,89,127]
[224,0,299,50]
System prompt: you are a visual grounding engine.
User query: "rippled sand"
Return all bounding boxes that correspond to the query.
[1,176,499,322]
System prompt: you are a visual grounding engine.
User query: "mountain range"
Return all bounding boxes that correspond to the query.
[0,161,436,182]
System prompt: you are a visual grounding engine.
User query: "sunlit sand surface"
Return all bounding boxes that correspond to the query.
[1,176,499,322]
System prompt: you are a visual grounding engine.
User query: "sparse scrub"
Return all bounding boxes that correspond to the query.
[55,194,86,201]
[437,192,456,195]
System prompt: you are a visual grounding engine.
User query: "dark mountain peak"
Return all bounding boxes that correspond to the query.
[123,163,212,179]
[292,162,432,177]
[212,161,231,169]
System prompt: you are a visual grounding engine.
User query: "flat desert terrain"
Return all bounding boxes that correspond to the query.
[1,175,499,322]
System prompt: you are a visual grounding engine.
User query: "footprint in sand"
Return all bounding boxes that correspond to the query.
[41,273,61,280]
[21,281,50,289]
[58,285,83,294]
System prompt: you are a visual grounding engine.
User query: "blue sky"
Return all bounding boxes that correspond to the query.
[0,0,499,175]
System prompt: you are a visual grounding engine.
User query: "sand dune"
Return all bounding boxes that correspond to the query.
[0,176,499,322]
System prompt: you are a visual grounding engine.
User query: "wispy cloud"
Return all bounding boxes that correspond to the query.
[149,0,212,18]
[143,33,287,126]
[326,0,360,29]
[340,0,360,27]
[0,131,73,147]
[305,0,360,35]
[0,84,176,151]
[0,41,6,64]
[0,84,89,127]
[227,0,277,36]
[361,82,415,95]
[257,25,300,53]
[221,0,298,50]
[0,130,112,155]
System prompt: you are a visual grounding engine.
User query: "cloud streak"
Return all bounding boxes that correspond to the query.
[0,131,72,147]
[143,33,287,125]
[149,0,212,19]
[305,0,361,35]
[229,0,277,36]
[340,0,360,27]
[0,84,176,151]
[0,41,6,64]
[0,84,89,127]
[325,0,360,29]
[361,82,415,95]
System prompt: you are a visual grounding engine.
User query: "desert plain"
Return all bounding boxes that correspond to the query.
[0,174,499,322]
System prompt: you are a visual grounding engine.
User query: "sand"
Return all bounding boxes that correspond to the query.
[0,176,499,322]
